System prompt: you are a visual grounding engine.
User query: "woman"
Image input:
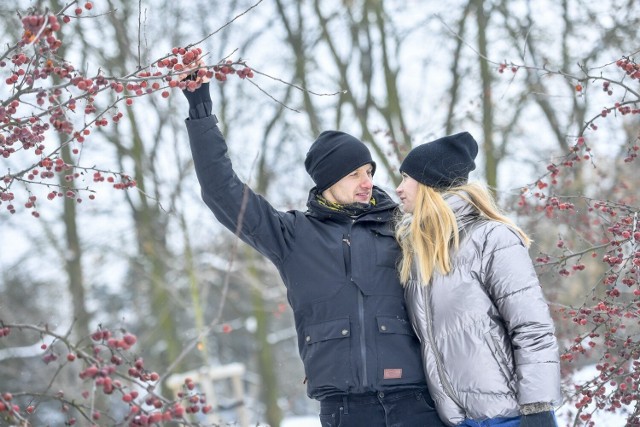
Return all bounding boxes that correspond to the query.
[394,132,562,427]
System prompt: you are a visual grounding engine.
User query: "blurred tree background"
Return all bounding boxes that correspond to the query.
[1,0,639,425]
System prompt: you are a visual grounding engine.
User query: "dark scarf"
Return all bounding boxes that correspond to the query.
[315,194,376,218]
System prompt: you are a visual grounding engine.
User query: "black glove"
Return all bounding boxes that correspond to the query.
[182,82,212,119]
[520,411,557,427]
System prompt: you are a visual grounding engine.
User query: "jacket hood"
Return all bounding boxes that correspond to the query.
[398,192,480,237]
[444,192,480,232]
[395,192,479,242]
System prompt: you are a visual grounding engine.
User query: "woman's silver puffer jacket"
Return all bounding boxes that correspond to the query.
[403,195,562,426]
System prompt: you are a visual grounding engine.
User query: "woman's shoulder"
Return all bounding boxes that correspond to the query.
[468,219,525,249]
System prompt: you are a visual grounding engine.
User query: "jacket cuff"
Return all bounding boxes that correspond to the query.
[182,82,212,119]
[520,402,553,415]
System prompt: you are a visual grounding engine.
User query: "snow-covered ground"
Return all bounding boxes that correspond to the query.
[281,415,321,427]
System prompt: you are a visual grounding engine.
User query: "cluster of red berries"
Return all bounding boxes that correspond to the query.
[2,115,46,155]
[71,328,217,424]
[63,2,94,22]
[1,10,265,219]
[601,102,640,118]
[164,46,255,85]
[213,60,254,82]
[91,171,137,190]
[127,358,160,383]
[497,62,518,74]
[616,57,640,79]
[20,14,61,51]
[0,393,20,417]
[174,378,214,416]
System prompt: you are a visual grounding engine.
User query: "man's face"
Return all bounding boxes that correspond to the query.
[396,173,420,213]
[322,164,374,205]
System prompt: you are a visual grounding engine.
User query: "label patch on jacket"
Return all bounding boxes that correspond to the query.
[383,368,402,379]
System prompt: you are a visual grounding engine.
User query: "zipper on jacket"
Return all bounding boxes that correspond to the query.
[423,285,467,414]
[343,231,368,388]
[353,217,368,387]
[342,233,351,276]
[358,291,367,387]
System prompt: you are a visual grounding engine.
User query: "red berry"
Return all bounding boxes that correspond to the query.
[75,7,82,15]
[173,404,185,417]
[85,2,93,10]
[123,333,137,346]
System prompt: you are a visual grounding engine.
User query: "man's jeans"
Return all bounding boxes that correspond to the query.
[319,389,445,427]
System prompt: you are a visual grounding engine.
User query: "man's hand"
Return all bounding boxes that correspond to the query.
[180,55,213,118]
[179,57,211,88]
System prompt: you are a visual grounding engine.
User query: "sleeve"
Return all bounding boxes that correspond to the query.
[185,114,295,265]
[480,225,562,407]
[182,83,213,119]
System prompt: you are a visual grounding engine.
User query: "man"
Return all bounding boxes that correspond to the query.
[181,72,443,426]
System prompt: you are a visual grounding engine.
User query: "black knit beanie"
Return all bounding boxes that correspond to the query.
[400,132,478,189]
[305,130,376,193]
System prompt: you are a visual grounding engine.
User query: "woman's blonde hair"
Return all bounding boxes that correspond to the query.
[395,181,530,285]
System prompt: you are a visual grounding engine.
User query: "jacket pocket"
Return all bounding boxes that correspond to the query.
[302,318,353,393]
[375,316,425,385]
[371,225,400,269]
[484,328,517,395]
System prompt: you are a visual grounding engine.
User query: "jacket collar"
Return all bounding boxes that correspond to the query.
[305,186,398,222]
[444,193,480,231]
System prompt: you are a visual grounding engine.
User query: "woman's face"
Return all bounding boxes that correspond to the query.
[396,173,420,213]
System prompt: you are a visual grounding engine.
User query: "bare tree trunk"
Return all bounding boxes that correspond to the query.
[248,252,283,427]
[59,142,90,340]
[445,3,473,135]
[474,0,498,189]
[121,104,182,367]
[50,0,90,340]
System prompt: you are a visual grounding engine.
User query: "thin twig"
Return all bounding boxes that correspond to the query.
[137,0,142,69]
[186,0,266,48]
[247,78,300,113]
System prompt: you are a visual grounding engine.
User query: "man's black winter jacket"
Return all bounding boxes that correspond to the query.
[185,115,427,400]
